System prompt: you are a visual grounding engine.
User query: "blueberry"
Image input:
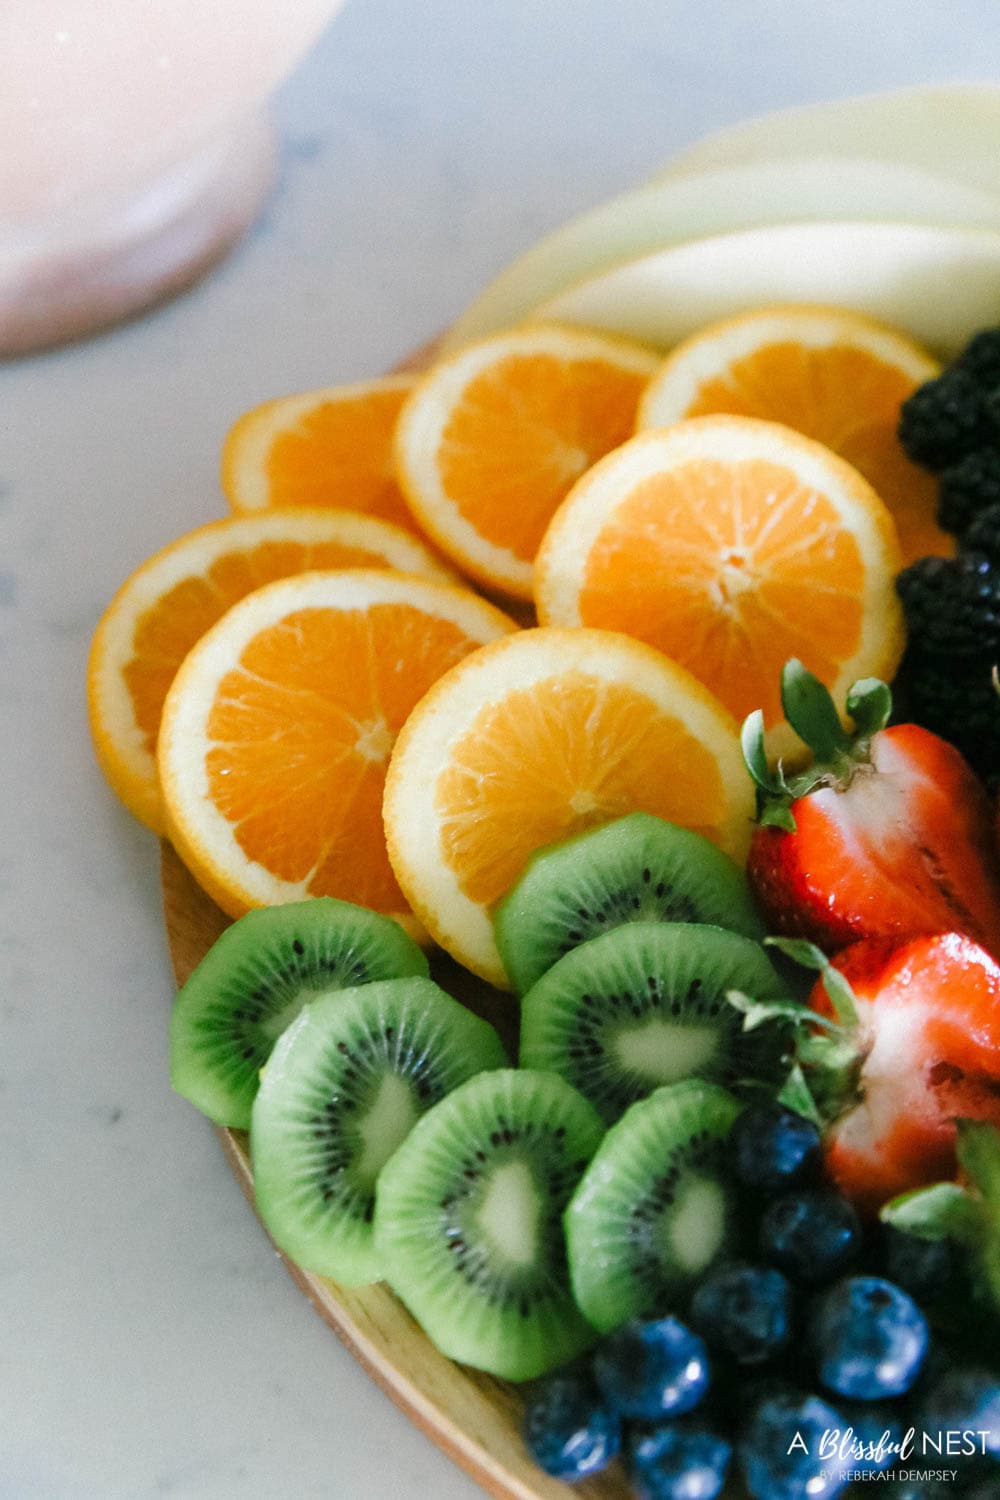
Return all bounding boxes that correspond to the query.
[690,1262,793,1366]
[522,1372,620,1480]
[811,1276,928,1400]
[835,1399,902,1474]
[731,1105,822,1194]
[917,1365,1000,1463]
[594,1316,710,1421]
[759,1191,861,1285]
[628,1420,732,1500]
[739,1388,848,1499]
[888,1483,955,1498]
[880,1224,958,1302]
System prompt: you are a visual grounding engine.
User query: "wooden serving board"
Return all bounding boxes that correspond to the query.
[161,841,629,1500]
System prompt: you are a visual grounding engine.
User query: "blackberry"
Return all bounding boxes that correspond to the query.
[896,651,1000,782]
[896,553,1000,658]
[938,450,1000,535]
[965,502,1000,565]
[957,326,1000,388]
[898,366,996,471]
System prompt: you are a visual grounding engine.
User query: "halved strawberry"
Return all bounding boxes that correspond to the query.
[744,662,1000,957]
[802,933,1000,1215]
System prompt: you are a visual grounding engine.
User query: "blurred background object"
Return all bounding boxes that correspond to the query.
[0,0,345,355]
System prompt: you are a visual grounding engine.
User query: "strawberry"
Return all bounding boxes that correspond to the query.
[743,661,1000,958]
[883,1118,1000,1316]
[765,933,1000,1216]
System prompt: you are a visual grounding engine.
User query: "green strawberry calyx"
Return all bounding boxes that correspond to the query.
[727,936,869,1127]
[881,1120,1000,1311]
[741,659,893,832]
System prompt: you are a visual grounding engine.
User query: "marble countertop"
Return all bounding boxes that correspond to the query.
[5,1,1000,1495]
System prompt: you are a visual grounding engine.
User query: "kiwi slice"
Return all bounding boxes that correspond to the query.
[373,1068,605,1380]
[566,1080,743,1333]
[250,976,505,1284]
[494,813,763,993]
[170,898,428,1128]
[519,921,789,1122]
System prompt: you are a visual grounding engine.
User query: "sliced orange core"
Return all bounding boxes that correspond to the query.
[124,539,395,755]
[204,603,474,911]
[578,457,864,725]
[435,670,727,905]
[439,354,649,563]
[266,388,414,528]
[684,342,946,562]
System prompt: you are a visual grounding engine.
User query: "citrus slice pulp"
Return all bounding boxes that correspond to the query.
[88,509,456,832]
[383,626,751,987]
[157,569,516,925]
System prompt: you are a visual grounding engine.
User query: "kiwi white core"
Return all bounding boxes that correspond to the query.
[476,1161,540,1266]
[356,1074,418,1181]
[260,990,325,1045]
[667,1175,727,1274]
[614,1019,718,1085]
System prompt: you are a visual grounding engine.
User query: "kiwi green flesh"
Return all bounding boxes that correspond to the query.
[519,921,790,1122]
[374,1069,605,1380]
[494,813,764,994]
[250,976,505,1284]
[170,897,428,1128]
[565,1079,742,1333]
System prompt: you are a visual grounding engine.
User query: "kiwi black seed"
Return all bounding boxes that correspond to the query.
[250,976,506,1284]
[170,898,429,1128]
[493,813,763,993]
[565,1079,743,1333]
[373,1069,605,1380]
[519,921,790,1122]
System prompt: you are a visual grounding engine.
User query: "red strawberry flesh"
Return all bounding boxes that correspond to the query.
[749,724,1000,957]
[809,933,1000,1213]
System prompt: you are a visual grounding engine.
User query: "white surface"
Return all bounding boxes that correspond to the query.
[4,2,1000,1496]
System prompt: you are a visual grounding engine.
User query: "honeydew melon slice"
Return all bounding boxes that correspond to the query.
[444,158,1000,350]
[534,221,1000,359]
[655,83,1000,194]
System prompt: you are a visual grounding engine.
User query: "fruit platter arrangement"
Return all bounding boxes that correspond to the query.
[88,85,1000,1500]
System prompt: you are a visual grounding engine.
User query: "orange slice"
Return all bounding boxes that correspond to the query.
[383,627,751,986]
[158,570,516,926]
[221,376,418,531]
[88,510,456,833]
[534,416,904,753]
[637,306,948,563]
[393,325,660,599]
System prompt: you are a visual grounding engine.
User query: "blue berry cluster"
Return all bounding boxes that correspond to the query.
[522,1103,1000,1499]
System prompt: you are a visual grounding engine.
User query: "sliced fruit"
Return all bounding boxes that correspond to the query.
[745,661,1000,959]
[494,811,763,995]
[383,627,752,988]
[251,976,506,1284]
[656,83,1000,198]
[169,897,428,1128]
[445,157,1000,350]
[373,1068,605,1379]
[158,569,516,924]
[565,1080,743,1333]
[87,509,455,833]
[393,324,659,599]
[801,933,1000,1214]
[534,222,1000,359]
[221,376,418,531]
[637,306,948,564]
[518,921,790,1121]
[535,417,904,749]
